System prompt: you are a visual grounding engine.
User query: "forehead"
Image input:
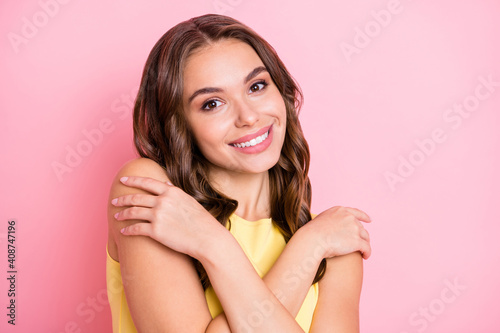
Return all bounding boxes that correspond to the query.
[183,39,265,91]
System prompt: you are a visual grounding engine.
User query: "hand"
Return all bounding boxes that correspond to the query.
[112,176,224,258]
[304,206,372,260]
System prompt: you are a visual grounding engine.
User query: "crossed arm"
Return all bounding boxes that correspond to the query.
[107,158,371,332]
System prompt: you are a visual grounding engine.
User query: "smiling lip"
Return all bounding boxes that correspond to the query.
[229,125,273,154]
[229,125,273,145]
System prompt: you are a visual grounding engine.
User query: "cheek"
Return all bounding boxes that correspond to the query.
[273,97,287,141]
[269,91,287,118]
[191,121,226,154]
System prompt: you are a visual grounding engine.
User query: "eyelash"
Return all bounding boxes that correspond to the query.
[200,80,269,111]
[249,80,268,93]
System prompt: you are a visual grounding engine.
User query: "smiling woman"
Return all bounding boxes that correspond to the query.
[183,40,286,175]
[106,14,372,333]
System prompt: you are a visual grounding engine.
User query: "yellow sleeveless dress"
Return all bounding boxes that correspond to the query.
[106,214,319,332]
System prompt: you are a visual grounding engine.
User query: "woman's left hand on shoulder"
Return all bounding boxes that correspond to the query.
[303,206,372,260]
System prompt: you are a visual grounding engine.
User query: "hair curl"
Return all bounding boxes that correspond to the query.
[133,14,326,288]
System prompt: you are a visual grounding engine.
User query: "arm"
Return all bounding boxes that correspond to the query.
[206,225,322,332]
[255,207,371,319]
[108,158,212,332]
[113,159,371,331]
[309,252,364,333]
[207,208,371,332]
[112,158,305,332]
[198,229,306,333]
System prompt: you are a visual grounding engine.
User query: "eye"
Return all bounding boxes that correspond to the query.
[249,80,268,93]
[201,99,223,111]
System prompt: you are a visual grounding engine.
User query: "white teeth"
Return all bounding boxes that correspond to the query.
[233,130,269,148]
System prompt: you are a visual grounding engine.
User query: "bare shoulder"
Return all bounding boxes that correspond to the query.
[108,157,169,211]
[107,157,169,260]
[115,157,169,182]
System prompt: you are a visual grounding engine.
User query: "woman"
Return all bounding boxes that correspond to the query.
[106,14,372,332]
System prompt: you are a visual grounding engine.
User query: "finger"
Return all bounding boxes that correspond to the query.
[121,223,153,237]
[344,207,372,223]
[359,241,372,259]
[120,176,172,195]
[359,227,370,242]
[111,193,157,208]
[114,206,153,222]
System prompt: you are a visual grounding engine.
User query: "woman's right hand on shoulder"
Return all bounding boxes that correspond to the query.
[110,158,226,260]
[303,206,372,260]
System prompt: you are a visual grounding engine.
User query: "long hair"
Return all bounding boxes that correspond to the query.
[133,14,326,288]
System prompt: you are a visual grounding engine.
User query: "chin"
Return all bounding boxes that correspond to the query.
[252,155,281,173]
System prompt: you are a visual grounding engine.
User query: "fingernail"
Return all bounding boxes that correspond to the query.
[120,176,128,183]
[166,181,172,186]
[114,212,119,219]
[120,228,126,234]
[111,198,118,205]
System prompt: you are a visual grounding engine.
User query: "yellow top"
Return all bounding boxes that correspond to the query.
[106,214,319,332]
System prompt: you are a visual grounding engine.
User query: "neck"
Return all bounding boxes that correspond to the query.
[208,167,271,221]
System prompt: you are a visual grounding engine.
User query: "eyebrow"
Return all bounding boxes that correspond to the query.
[187,66,268,104]
[244,66,267,84]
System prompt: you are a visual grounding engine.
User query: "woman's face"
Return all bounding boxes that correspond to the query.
[182,38,287,176]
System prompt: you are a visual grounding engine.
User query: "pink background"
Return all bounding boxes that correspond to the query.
[1,0,499,332]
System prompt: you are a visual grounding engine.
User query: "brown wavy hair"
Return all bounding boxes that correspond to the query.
[133,14,326,288]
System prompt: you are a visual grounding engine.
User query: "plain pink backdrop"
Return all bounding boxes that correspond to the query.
[1,0,499,332]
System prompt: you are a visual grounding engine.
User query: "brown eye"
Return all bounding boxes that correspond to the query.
[202,99,222,111]
[249,81,267,93]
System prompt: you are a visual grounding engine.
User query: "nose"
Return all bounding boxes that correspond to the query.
[234,100,259,128]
